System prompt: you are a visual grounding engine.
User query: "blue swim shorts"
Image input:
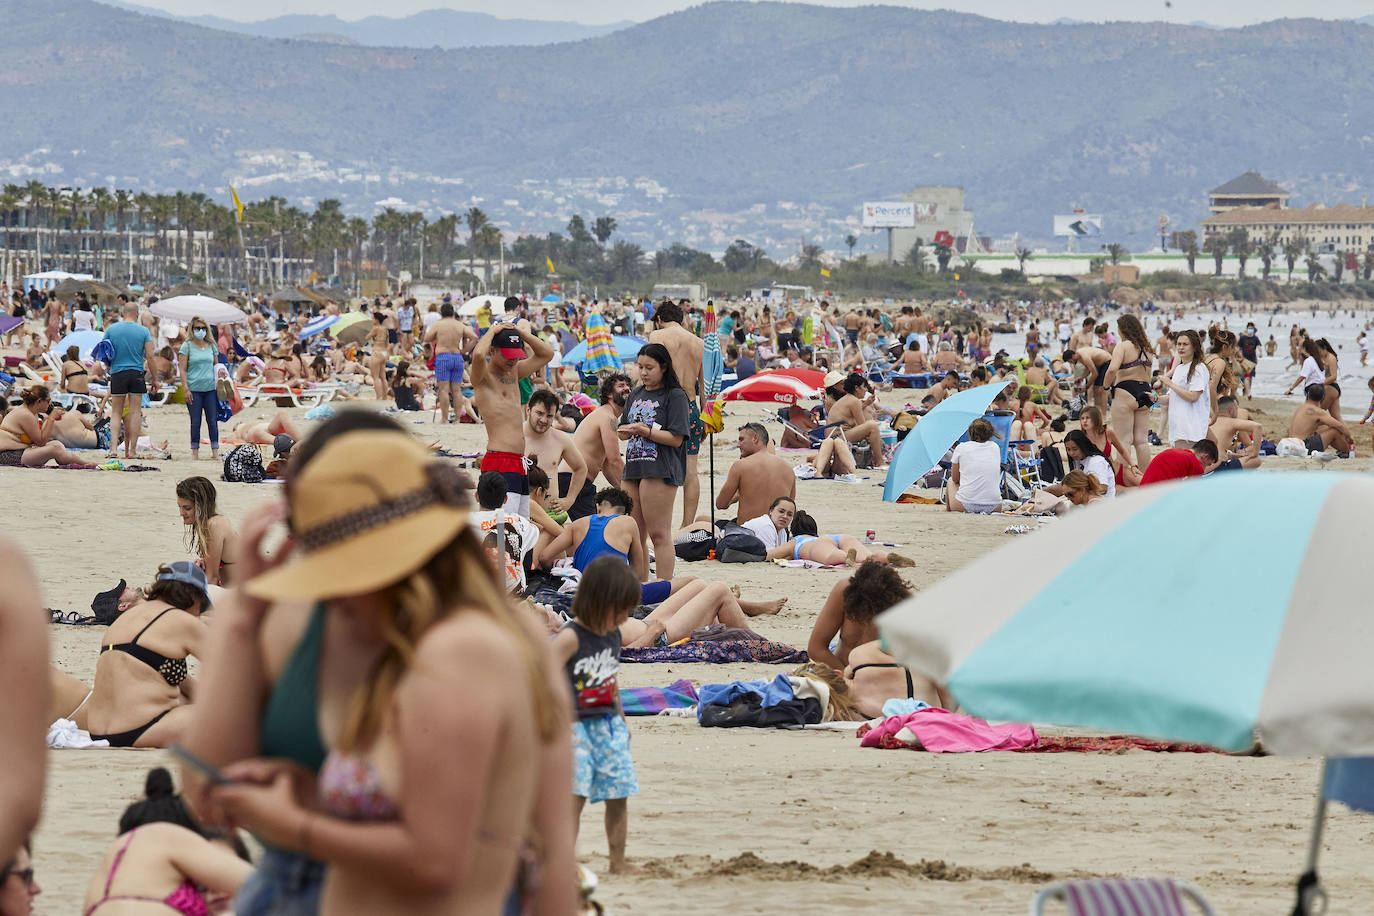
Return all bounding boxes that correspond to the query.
[571,714,639,803]
[434,351,465,384]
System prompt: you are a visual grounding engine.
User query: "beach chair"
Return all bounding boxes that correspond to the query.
[774,404,844,449]
[1031,877,1215,915]
[1009,439,1048,491]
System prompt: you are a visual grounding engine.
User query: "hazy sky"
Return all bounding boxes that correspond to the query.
[127,0,1374,27]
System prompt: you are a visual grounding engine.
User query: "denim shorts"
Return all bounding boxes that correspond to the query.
[234,847,325,916]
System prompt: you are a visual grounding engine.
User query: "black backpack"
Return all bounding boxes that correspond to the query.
[674,527,716,562]
[717,525,767,562]
[223,444,265,483]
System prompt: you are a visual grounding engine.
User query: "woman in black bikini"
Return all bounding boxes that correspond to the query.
[84,562,212,749]
[60,345,91,395]
[1204,328,1238,423]
[1103,314,1155,475]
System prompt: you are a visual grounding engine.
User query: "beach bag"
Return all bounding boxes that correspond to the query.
[674,527,716,562]
[1062,395,1085,421]
[91,338,114,366]
[1038,445,1066,482]
[1276,437,1307,458]
[223,444,265,483]
[215,366,244,417]
[94,417,111,451]
[716,526,766,562]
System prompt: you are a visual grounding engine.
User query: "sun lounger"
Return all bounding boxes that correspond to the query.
[1031,877,1215,915]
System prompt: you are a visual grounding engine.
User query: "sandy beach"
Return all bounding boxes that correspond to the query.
[15,376,1374,912]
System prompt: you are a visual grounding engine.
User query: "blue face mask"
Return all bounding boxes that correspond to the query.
[193,329,207,340]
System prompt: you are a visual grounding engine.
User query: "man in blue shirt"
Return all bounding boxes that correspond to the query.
[102,301,160,459]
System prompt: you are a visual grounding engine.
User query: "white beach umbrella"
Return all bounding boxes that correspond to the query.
[150,295,248,325]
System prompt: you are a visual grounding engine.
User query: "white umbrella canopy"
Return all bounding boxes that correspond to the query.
[458,293,505,317]
[150,295,248,325]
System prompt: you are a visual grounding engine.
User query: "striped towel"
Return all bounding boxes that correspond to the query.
[1061,878,1190,916]
[619,679,698,716]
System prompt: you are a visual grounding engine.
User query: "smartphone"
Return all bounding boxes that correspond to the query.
[169,743,234,785]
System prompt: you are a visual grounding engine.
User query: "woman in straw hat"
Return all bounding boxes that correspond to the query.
[182,411,575,916]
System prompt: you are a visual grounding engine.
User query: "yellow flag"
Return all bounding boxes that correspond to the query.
[820,267,831,278]
[546,256,555,274]
[230,186,244,223]
[954,273,960,280]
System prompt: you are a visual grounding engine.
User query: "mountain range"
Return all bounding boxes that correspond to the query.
[96,0,633,48]
[5,0,1374,256]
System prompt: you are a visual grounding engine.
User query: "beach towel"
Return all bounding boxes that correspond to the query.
[619,679,699,716]
[47,718,108,749]
[621,633,807,665]
[858,708,1039,752]
[1016,735,1227,754]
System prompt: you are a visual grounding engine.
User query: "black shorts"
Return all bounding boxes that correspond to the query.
[109,369,147,396]
[1093,360,1109,388]
[387,328,398,345]
[558,473,598,521]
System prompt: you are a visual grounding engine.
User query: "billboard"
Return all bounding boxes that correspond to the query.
[862,202,916,228]
[912,202,941,224]
[1054,214,1103,237]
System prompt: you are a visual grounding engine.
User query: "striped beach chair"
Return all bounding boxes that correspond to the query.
[1031,877,1215,915]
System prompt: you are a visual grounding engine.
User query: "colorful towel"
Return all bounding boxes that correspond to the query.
[859,708,1038,753]
[619,679,698,715]
[1016,735,1227,754]
[621,634,807,665]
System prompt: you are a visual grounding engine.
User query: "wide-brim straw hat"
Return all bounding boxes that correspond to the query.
[246,430,471,601]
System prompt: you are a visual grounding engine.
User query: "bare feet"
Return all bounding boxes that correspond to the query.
[886,552,915,568]
[730,584,741,598]
[740,597,787,616]
[845,547,858,567]
[608,859,642,876]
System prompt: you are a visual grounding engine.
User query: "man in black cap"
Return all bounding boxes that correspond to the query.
[471,319,552,517]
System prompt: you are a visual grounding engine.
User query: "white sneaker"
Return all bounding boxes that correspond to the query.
[835,473,862,483]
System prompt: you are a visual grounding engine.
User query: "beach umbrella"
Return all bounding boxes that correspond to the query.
[580,308,620,375]
[332,312,373,346]
[541,294,563,303]
[298,314,339,340]
[880,380,1011,502]
[48,329,105,359]
[150,295,248,325]
[561,334,647,368]
[0,316,22,337]
[702,301,725,530]
[458,293,504,318]
[769,366,826,388]
[720,370,819,404]
[877,471,1374,915]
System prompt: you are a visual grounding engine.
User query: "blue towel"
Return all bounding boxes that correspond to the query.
[697,674,795,720]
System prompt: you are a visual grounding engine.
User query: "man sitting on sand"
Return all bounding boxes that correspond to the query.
[1288,383,1355,456]
[1139,439,1219,485]
[925,370,960,406]
[715,423,794,524]
[1208,396,1264,470]
[826,372,886,465]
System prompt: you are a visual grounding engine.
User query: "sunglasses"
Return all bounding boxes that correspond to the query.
[5,867,34,888]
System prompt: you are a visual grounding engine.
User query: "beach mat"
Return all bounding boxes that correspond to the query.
[1015,735,1227,755]
[620,679,698,715]
[622,634,807,665]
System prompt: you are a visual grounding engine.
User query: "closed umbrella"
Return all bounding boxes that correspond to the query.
[702,301,725,529]
[881,380,1010,502]
[580,308,620,376]
[151,295,248,325]
[49,330,105,360]
[877,471,1374,915]
[561,335,647,368]
[720,371,818,404]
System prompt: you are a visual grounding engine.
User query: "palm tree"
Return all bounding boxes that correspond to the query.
[1332,250,1346,284]
[610,240,643,282]
[799,244,823,269]
[0,184,21,279]
[844,233,857,259]
[477,223,502,283]
[592,216,616,247]
[1282,236,1306,283]
[1102,242,1128,265]
[1363,252,1374,282]
[1226,229,1251,277]
[464,207,488,280]
[1305,251,1325,282]
[1170,229,1199,274]
[346,217,370,283]
[1203,234,1229,277]
[1015,246,1033,274]
[46,187,64,268]
[1257,231,1279,280]
[904,240,926,272]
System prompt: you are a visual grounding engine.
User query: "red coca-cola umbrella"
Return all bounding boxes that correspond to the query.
[721,370,820,404]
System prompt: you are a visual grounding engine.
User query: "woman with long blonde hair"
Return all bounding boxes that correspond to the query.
[183,411,575,916]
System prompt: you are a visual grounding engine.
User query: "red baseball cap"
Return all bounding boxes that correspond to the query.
[494,327,526,360]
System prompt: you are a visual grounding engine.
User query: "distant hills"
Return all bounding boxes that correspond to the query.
[5,0,1374,255]
[97,0,633,48]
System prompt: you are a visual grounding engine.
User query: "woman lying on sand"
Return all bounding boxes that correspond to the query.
[757,507,913,567]
[226,410,304,447]
[84,562,212,749]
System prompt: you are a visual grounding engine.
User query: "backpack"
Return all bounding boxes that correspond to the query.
[716,525,767,562]
[223,444,265,483]
[1038,445,1066,483]
[1062,396,1085,421]
[674,527,716,562]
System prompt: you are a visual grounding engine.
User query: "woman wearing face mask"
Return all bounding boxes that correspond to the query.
[177,317,221,461]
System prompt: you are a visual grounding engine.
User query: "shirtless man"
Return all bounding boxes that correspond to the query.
[1024,357,1062,405]
[424,302,477,423]
[1066,345,1112,414]
[828,373,885,462]
[1069,317,1097,352]
[893,306,914,342]
[924,370,960,406]
[842,308,863,349]
[559,373,630,520]
[524,389,587,519]
[1208,395,1263,470]
[715,422,795,523]
[1155,324,1175,372]
[1288,383,1355,455]
[648,301,704,526]
[471,319,553,517]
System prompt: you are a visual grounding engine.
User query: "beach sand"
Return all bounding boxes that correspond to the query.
[17,386,1374,912]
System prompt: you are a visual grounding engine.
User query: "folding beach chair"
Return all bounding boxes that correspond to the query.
[1009,440,1048,491]
[774,404,845,449]
[1031,877,1215,915]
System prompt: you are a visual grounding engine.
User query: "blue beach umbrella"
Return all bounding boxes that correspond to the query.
[879,470,1374,914]
[561,334,647,369]
[541,294,563,303]
[881,380,1011,502]
[298,314,339,340]
[49,329,105,360]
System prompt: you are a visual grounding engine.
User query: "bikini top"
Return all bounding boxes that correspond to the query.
[101,608,188,687]
[84,828,209,916]
[1119,345,1151,370]
[319,752,400,822]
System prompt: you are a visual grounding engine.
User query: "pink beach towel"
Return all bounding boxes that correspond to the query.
[858,707,1038,753]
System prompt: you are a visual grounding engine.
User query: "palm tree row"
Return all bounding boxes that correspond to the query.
[0,183,520,288]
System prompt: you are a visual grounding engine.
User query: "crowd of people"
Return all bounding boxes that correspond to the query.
[4,281,1373,914]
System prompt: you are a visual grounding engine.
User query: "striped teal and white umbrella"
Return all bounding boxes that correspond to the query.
[879,471,1374,757]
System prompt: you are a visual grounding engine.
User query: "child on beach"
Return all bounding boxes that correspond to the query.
[552,555,640,874]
